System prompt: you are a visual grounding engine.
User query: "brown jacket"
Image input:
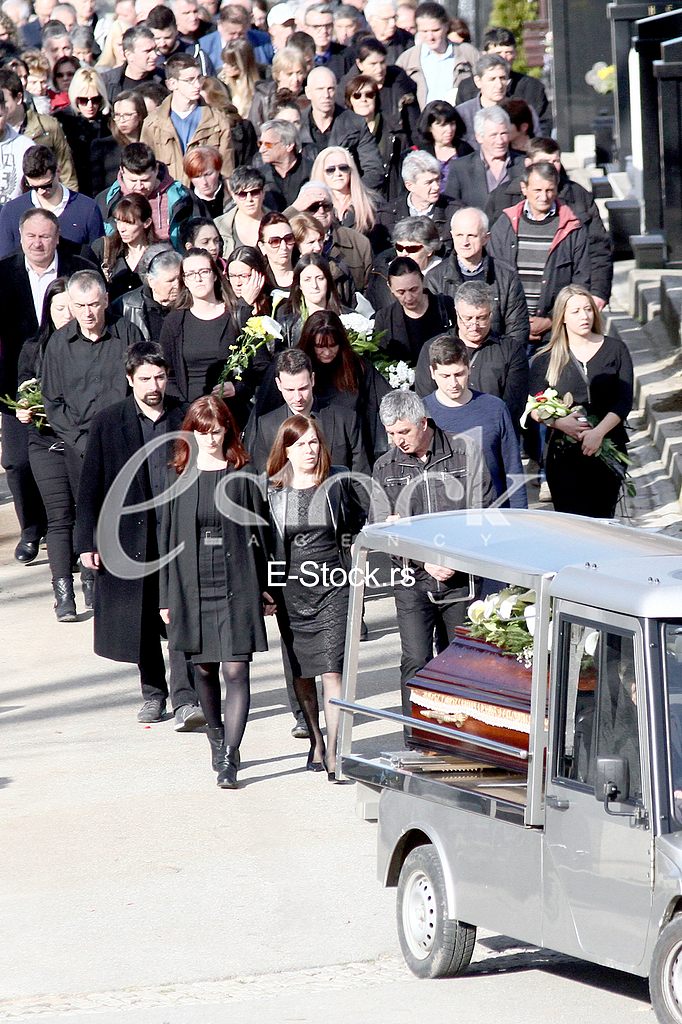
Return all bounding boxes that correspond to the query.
[22,108,78,190]
[396,40,478,109]
[140,96,235,187]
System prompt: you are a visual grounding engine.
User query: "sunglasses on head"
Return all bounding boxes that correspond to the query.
[324,164,350,175]
[305,200,333,213]
[395,243,423,254]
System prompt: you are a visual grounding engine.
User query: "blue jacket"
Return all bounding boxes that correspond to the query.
[0,190,104,259]
[200,28,273,68]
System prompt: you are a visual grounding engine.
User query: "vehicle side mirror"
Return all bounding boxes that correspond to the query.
[595,756,631,815]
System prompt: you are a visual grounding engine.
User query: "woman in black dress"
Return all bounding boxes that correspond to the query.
[267,415,366,780]
[529,284,634,518]
[160,395,275,788]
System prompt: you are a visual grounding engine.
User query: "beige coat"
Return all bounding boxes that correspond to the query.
[23,108,78,191]
[140,96,235,187]
[396,41,479,110]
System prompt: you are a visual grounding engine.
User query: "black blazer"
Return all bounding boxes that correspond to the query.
[374,291,456,366]
[443,149,525,211]
[75,395,186,664]
[0,247,99,398]
[372,193,461,254]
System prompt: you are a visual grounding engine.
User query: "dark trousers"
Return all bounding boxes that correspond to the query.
[138,575,197,708]
[394,580,468,716]
[1,411,46,542]
[28,432,74,579]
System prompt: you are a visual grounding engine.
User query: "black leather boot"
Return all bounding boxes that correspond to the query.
[81,570,95,609]
[217,746,240,789]
[53,577,76,622]
[207,726,225,772]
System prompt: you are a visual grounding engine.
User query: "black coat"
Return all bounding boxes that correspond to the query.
[159,307,251,427]
[245,398,371,477]
[74,395,186,664]
[300,104,385,192]
[443,149,525,211]
[53,108,111,197]
[268,465,366,575]
[414,329,530,429]
[424,250,530,349]
[372,193,462,254]
[485,172,614,303]
[373,291,456,365]
[0,247,99,399]
[456,69,552,136]
[90,136,124,197]
[159,463,271,656]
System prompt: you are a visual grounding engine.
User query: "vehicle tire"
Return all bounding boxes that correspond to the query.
[650,916,682,1023]
[396,845,476,979]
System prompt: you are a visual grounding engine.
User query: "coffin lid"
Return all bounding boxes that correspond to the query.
[359,509,682,615]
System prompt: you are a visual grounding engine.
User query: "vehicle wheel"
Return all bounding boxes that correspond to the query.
[650,916,682,1023]
[396,845,476,979]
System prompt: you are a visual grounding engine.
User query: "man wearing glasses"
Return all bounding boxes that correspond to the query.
[140,53,234,186]
[0,145,103,258]
[365,0,413,64]
[303,2,353,81]
[256,119,313,210]
[0,88,34,207]
[425,206,529,350]
[288,180,372,295]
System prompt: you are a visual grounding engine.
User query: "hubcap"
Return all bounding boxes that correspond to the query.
[663,942,682,1021]
[402,869,436,960]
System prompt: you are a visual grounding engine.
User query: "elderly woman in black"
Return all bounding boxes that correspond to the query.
[159,248,252,428]
[160,395,275,788]
[267,414,365,779]
[529,284,634,518]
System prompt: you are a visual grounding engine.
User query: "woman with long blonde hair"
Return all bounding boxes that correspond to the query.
[218,38,260,118]
[310,146,379,235]
[529,284,633,518]
[95,18,127,69]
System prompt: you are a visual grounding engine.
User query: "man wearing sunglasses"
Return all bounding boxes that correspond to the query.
[256,119,314,210]
[301,65,384,192]
[288,180,372,295]
[0,145,103,259]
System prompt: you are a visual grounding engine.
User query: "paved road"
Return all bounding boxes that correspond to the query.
[0,433,676,1023]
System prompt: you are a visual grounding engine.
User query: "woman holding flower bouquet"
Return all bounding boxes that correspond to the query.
[528,284,633,518]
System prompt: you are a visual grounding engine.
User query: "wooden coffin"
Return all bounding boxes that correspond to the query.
[407,628,533,772]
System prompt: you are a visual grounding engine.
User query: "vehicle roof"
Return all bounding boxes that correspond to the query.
[359,510,682,615]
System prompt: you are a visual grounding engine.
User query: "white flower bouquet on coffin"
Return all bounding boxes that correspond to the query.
[467,586,538,668]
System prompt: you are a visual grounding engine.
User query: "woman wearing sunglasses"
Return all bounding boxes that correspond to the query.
[310,146,379,235]
[215,166,268,257]
[367,215,443,312]
[54,67,111,197]
[257,211,299,300]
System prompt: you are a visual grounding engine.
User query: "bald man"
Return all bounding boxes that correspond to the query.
[300,65,385,190]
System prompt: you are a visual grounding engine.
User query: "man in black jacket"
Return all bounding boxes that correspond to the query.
[373,149,462,252]
[256,119,315,210]
[374,256,456,365]
[444,106,525,211]
[485,137,614,310]
[301,65,385,191]
[370,389,493,712]
[414,280,529,431]
[245,349,371,476]
[0,208,96,563]
[99,24,166,105]
[76,341,203,729]
[303,2,354,80]
[425,206,529,349]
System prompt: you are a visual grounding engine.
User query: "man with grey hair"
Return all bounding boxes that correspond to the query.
[370,388,493,712]
[425,206,529,349]
[114,246,182,344]
[51,2,77,32]
[257,118,313,208]
[365,0,413,64]
[444,105,525,209]
[41,18,73,68]
[304,1,353,79]
[301,64,384,189]
[415,278,529,430]
[373,149,462,251]
[333,3,362,46]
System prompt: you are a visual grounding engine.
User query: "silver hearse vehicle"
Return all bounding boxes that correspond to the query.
[335,509,682,1024]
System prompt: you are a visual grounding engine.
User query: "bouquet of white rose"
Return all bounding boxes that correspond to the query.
[216,315,282,395]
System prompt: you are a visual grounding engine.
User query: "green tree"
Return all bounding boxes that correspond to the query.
[488,0,540,77]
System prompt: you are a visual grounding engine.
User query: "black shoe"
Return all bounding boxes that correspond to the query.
[81,574,95,609]
[291,711,310,739]
[52,577,76,622]
[15,539,39,564]
[137,699,166,723]
[306,742,325,772]
[217,746,240,788]
[207,726,225,771]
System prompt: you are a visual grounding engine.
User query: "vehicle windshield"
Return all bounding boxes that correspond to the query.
[663,622,682,827]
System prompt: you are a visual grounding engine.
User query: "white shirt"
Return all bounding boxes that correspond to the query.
[31,183,70,218]
[407,192,433,218]
[0,126,34,206]
[25,253,58,321]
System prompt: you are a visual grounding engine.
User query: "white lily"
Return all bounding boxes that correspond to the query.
[584,630,599,657]
[468,600,486,624]
[258,315,283,339]
[497,596,518,620]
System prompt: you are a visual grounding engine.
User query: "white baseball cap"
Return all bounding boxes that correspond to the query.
[267,3,296,27]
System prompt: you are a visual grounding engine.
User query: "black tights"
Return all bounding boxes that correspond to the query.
[193,661,250,748]
[292,672,342,773]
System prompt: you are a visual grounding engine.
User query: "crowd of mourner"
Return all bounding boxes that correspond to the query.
[0,0,632,787]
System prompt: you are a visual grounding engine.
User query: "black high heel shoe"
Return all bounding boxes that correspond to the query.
[306,744,325,772]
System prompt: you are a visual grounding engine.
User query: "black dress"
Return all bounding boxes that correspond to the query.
[529,335,634,518]
[279,485,349,677]
[192,467,249,664]
[184,310,232,403]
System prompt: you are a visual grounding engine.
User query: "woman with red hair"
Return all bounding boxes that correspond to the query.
[160,395,275,788]
[183,145,230,219]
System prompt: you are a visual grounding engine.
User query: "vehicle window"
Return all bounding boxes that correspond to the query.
[663,624,682,826]
[556,621,641,801]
